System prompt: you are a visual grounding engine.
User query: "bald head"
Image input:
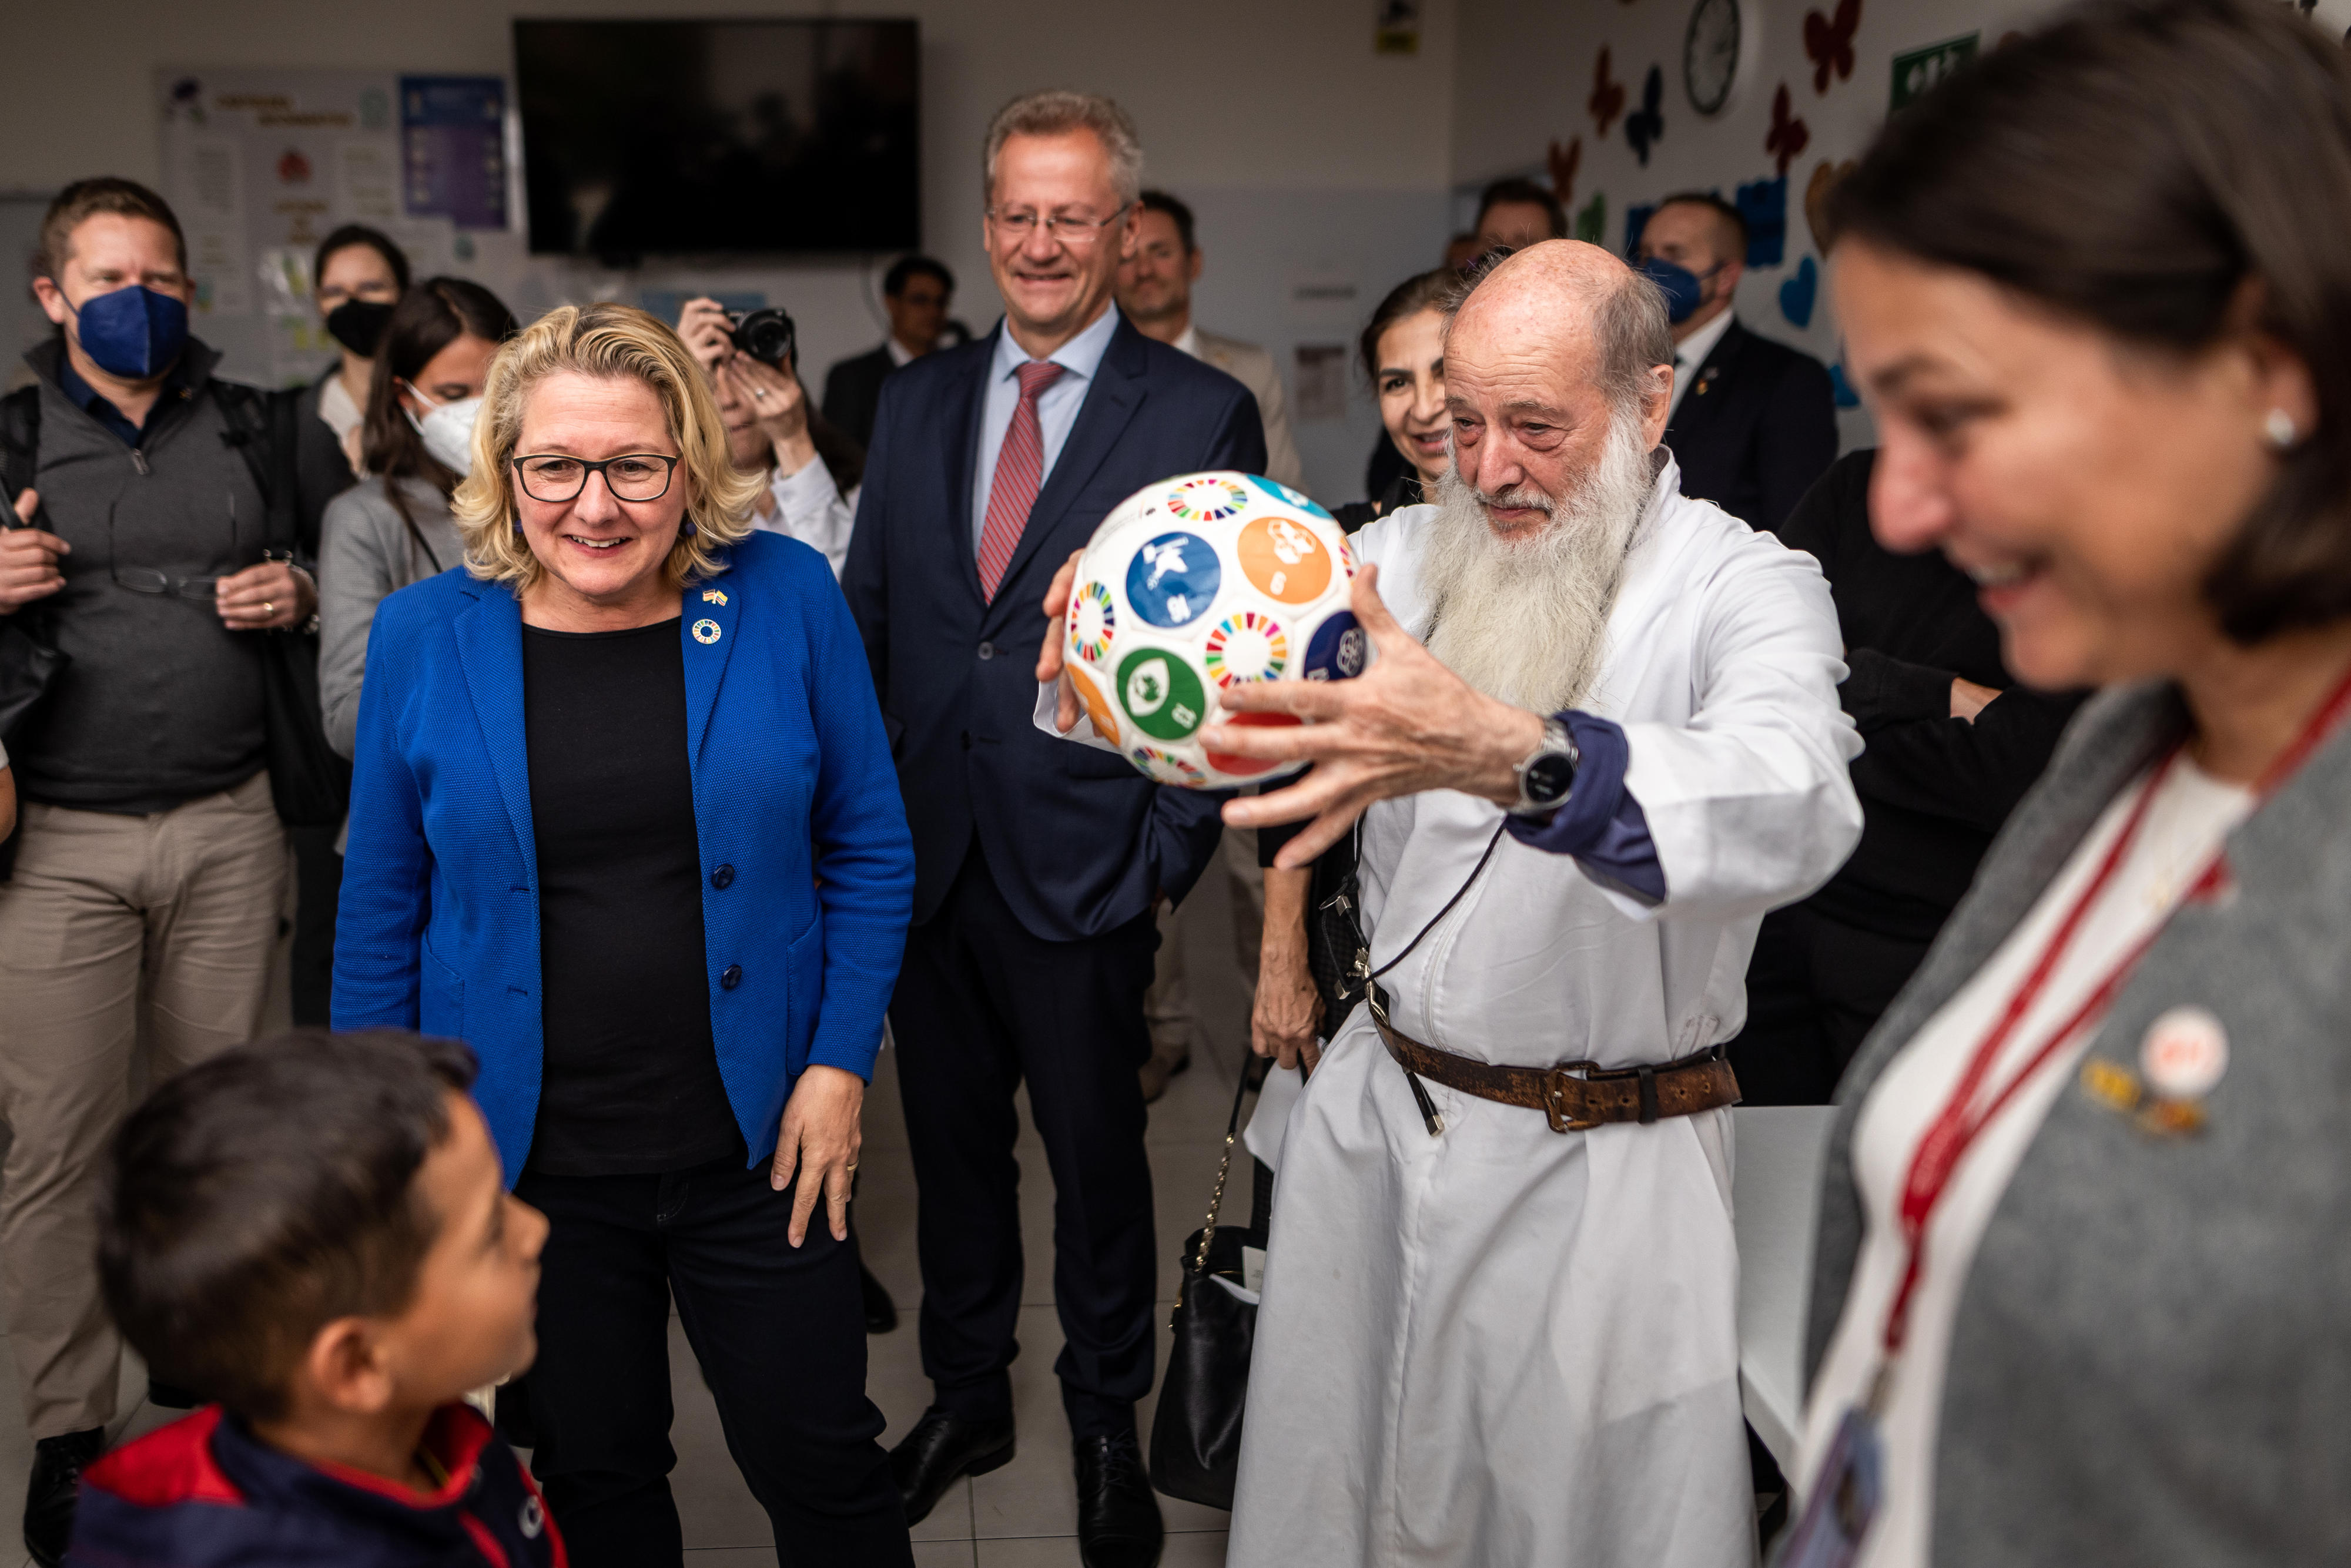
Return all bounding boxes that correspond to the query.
[1439,240,1674,535]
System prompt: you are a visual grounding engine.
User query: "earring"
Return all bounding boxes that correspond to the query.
[2265,408,2299,449]
[681,519,698,538]
[511,517,524,534]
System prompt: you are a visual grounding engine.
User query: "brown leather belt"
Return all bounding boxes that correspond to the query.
[1369,987,1740,1134]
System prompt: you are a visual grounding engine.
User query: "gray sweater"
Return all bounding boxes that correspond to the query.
[1804,680,2351,1564]
[9,339,270,812]
[318,475,464,759]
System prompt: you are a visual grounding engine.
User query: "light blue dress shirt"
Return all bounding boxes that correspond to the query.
[969,304,1124,555]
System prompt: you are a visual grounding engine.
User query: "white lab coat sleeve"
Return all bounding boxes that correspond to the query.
[1616,537,1862,920]
[758,458,856,578]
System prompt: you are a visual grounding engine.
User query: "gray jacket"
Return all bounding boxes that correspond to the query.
[1804,680,2351,1564]
[318,475,463,759]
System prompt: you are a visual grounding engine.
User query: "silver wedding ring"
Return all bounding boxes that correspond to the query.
[752,387,767,400]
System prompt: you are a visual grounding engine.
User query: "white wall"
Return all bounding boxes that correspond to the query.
[0,0,1461,503]
[1451,0,2351,455]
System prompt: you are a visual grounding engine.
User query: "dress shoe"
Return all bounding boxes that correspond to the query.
[1138,1036,1191,1104]
[24,1426,105,1568]
[889,1406,1014,1526]
[1075,1431,1163,1568]
[860,1261,899,1334]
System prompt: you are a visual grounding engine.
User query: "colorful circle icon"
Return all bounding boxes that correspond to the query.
[1128,745,1208,786]
[1235,515,1332,605]
[1203,611,1289,687]
[1124,531,1221,628]
[1116,646,1208,741]
[1069,581,1116,661]
[1247,474,1335,520]
[1163,475,1252,523]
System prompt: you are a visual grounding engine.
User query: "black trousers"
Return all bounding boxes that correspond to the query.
[288,827,341,1026]
[1726,901,1934,1105]
[889,845,1160,1441]
[513,1157,911,1567]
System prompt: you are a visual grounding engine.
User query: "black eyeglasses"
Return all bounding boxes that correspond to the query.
[110,492,237,599]
[512,453,681,504]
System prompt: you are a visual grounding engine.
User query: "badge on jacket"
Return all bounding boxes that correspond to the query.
[2079,1005,2228,1136]
[692,618,722,645]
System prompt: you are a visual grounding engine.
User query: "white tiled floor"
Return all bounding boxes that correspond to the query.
[0,882,1255,1566]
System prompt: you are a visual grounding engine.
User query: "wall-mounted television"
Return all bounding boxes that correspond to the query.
[515,18,919,260]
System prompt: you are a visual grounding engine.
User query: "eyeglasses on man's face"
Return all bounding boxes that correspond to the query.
[512,453,681,504]
[985,205,1132,249]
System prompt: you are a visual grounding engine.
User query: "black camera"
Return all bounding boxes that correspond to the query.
[728,307,797,369]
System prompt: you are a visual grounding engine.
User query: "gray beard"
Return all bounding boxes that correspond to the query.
[1418,413,1654,716]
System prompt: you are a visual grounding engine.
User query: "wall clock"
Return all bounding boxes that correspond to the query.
[1684,0,1743,116]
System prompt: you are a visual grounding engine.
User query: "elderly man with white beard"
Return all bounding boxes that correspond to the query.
[1039,239,1861,1565]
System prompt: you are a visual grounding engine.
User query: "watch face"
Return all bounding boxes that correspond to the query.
[1684,0,1742,117]
[1524,750,1577,807]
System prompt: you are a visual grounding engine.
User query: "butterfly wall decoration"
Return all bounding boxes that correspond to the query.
[1548,138,1582,206]
[1590,47,1626,138]
[1805,0,1861,93]
[1625,65,1666,166]
[1766,84,1810,177]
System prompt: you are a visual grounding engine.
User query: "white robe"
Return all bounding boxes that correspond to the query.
[1227,461,1862,1568]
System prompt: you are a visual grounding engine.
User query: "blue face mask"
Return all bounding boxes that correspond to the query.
[1636,257,1711,325]
[71,284,189,380]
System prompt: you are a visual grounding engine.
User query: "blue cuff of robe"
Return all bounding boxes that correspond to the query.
[1501,712,1667,905]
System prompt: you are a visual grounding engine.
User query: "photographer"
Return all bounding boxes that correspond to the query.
[675,297,861,578]
[0,177,323,1564]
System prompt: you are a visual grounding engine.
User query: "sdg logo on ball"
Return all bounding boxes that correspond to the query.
[1204,611,1288,687]
[1164,475,1252,523]
[1237,515,1332,604]
[1117,647,1206,741]
[1304,612,1367,681]
[1127,532,1220,628]
[1069,581,1116,661]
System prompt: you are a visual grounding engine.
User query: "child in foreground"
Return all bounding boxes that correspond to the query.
[68,1029,559,1567]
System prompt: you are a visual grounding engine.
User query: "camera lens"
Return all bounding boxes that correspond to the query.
[729,307,797,368]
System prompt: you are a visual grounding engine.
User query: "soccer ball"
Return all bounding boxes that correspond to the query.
[1062,471,1368,789]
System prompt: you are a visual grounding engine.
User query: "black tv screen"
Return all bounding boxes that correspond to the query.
[515,18,919,258]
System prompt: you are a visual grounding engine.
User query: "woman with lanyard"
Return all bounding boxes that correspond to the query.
[1788,3,2351,1564]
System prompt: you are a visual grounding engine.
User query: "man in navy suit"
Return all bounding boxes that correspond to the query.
[841,90,1263,1568]
[1638,193,1839,533]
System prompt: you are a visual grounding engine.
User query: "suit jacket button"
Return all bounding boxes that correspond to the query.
[721,964,742,990]
[977,641,996,660]
[710,864,735,889]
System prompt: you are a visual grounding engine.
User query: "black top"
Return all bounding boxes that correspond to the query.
[1329,471,1424,537]
[521,616,741,1175]
[820,343,898,451]
[1778,450,2087,940]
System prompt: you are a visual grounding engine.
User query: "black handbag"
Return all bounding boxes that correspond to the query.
[1147,1051,1264,1511]
[218,383,349,827]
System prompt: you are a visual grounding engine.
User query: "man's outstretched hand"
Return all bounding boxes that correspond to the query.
[1204,564,1545,867]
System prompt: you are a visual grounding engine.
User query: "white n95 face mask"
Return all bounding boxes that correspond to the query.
[406,392,485,477]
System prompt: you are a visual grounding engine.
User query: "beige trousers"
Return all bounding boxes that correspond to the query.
[1145,826,1265,1057]
[0,772,287,1436]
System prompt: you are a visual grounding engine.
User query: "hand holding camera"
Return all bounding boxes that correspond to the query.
[677,297,816,478]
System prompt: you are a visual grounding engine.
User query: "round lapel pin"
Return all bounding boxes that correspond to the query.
[692,618,722,645]
[2139,1006,2229,1101]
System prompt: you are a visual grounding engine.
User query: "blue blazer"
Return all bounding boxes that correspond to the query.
[331,532,915,1181]
[841,314,1265,942]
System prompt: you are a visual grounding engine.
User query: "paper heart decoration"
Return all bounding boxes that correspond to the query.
[1765,85,1810,178]
[1548,137,1582,205]
[1590,48,1626,139]
[1804,0,1862,94]
[1780,256,1819,329]
[1804,158,1857,256]
[1828,360,1861,408]
[1625,65,1666,167]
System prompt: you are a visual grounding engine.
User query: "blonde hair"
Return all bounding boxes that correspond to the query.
[451,302,766,592]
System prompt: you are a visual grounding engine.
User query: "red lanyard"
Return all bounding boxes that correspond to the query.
[1879,665,2351,1358]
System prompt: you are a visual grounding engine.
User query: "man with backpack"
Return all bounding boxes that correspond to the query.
[0,178,330,1566]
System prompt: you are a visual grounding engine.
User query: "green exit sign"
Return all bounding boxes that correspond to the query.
[1891,33,1980,109]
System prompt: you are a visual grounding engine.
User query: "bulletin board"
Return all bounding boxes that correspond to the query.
[156,68,527,388]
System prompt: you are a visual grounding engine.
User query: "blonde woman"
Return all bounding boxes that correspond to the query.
[332,303,916,1565]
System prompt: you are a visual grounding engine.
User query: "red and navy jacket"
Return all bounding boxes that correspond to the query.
[66,1403,565,1568]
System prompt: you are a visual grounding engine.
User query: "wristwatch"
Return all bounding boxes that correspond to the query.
[1508,716,1580,817]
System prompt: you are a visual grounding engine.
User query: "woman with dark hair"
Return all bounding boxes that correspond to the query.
[317,277,518,759]
[1333,268,1456,535]
[1790,2,2351,1563]
[296,225,410,543]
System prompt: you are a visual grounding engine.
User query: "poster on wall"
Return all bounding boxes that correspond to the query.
[158,69,518,387]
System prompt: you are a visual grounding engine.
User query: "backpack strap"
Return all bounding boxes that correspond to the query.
[209,381,305,561]
[0,386,47,530]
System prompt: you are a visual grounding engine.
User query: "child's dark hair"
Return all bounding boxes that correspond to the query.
[98,1030,478,1421]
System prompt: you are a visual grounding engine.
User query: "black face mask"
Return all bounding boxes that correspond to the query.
[324,298,397,357]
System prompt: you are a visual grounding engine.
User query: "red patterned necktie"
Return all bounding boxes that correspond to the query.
[976,360,1066,601]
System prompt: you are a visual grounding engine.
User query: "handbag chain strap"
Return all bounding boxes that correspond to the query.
[1190,1044,1258,1276]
